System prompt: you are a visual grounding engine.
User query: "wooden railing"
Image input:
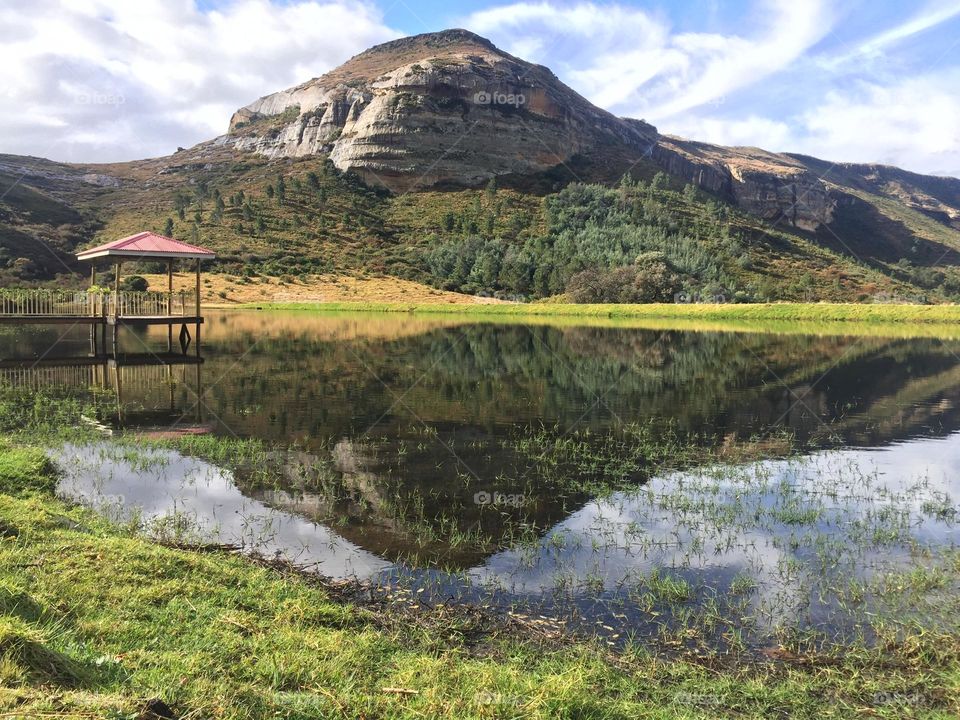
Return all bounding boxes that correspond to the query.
[0,289,196,318]
[109,291,193,318]
[0,289,106,317]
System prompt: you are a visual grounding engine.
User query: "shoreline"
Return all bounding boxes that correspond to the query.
[211,301,960,339]
[230,300,960,323]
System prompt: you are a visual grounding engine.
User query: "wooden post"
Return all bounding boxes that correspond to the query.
[113,364,123,427]
[195,258,201,358]
[195,259,201,316]
[167,259,174,352]
[89,264,97,355]
[113,260,121,357]
[195,363,203,423]
[114,261,121,318]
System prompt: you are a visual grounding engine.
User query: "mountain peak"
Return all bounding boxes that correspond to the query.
[222,30,960,234]
[227,28,656,192]
[306,27,524,89]
[359,29,502,57]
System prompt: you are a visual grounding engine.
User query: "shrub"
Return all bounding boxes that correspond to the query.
[120,275,149,292]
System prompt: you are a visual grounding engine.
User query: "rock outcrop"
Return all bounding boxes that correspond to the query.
[654,139,835,230]
[227,29,658,192]
[229,28,947,231]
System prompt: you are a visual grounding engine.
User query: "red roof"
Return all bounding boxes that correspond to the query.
[76,232,216,261]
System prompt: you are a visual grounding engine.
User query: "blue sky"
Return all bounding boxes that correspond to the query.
[3,0,959,175]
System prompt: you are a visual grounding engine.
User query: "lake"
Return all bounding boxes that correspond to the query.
[6,310,960,652]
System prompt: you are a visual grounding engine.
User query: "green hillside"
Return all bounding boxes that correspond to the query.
[1,142,959,303]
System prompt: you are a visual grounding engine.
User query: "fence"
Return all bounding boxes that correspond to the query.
[0,289,195,318]
[108,290,193,317]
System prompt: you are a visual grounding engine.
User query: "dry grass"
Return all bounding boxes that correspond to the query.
[139,272,507,306]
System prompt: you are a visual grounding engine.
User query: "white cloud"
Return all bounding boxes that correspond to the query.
[665,115,794,151]
[0,0,399,161]
[661,72,960,177]
[463,0,960,175]
[464,0,834,122]
[822,0,960,68]
[795,73,960,176]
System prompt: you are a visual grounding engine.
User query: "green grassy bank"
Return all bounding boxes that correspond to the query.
[0,442,958,718]
[239,300,960,323]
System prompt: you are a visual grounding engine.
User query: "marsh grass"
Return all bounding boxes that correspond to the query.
[4,384,960,716]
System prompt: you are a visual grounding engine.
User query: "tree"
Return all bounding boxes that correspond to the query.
[10,257,37,279]
[163,218,174,237]
[120,275,149,292]
[484,177,498,203]
[213,194,225,223]
[631,251,680,302]
[194,179,210,218]
[276,175,286,206]
[174,191,191,221]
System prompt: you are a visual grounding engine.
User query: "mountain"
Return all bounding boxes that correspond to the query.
[227,29,658,194]
[2,29,960,303]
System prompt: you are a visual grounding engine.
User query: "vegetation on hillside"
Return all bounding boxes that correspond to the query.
[2,144,960,304]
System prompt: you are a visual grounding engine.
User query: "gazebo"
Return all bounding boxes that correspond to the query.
[76,232,216,356]
[77,232,215,317]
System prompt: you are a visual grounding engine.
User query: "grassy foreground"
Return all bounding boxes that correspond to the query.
[240,300,960,324]
[1,444,959,718]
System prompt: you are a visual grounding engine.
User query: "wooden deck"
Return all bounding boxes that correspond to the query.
[0,353,204,370]
[0,289,201,326]
[108,316,204,326]
[0,289,206,366]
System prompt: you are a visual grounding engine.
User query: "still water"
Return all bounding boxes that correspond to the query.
[6,311,960,649]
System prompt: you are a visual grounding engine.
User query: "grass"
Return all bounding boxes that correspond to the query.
[238,300,960,324]
[0,445,56,495]
[1,446,960,718]
[139,271,504,306]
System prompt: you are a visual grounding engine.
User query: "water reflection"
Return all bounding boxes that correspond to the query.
[54,433,960,648]
[7,311,960,646]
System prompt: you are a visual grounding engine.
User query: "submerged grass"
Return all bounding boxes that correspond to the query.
[4,382,960,716]
[1,448,960,718]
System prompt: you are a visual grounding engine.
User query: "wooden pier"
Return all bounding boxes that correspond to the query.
[0,232,215,359]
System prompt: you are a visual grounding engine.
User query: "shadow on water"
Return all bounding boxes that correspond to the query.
[5,310,960,651]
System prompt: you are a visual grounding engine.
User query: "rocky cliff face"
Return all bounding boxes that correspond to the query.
[227,30,657,192]
[652,139,835,230]
[226,29,956,232]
